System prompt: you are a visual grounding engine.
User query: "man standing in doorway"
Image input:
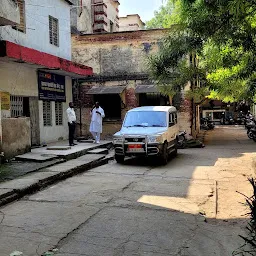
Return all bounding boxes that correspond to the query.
[66,102,77,146]
[90,102,105,144]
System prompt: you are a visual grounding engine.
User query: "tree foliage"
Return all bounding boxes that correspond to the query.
[147,0,256,103]
[145,1,175,29]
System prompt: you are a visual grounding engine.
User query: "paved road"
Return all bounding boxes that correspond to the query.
[1,126,255,256]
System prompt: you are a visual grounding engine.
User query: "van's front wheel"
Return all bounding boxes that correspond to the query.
[159,143,168,165]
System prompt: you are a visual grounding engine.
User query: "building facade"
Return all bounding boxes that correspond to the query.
[0,0,92,159]
[119,15,145,32]
[72,29,194,139]
[71,0,120,34]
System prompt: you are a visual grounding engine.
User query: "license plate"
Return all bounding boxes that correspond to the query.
[128,144,144,152]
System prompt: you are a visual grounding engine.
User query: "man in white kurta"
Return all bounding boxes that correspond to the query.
[89,102,105,144]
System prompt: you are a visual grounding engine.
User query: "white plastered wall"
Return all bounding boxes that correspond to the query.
[0,61,73,144]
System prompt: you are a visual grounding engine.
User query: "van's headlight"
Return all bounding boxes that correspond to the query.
[147,135,162,143]
[113,136,123,144]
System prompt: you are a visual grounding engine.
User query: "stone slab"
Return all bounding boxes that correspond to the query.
[0,188,13,199]
[47,146,71,150]
[0,159,64,182]
[87,148,109,154]
[78,139,94,143]
[31,141,113,160]
[15,152,58,162]
[0,171,58,190]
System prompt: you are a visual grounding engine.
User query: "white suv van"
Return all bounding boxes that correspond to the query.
[113,106,179,165]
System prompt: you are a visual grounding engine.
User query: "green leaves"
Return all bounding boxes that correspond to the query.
[147,0,256,103]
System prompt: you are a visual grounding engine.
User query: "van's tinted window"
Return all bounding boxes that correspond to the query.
[123,111,167,127]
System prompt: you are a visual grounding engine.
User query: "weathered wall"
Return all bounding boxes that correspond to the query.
[2,117,31,159]
[0,62,38,97]
[72,29,167,74]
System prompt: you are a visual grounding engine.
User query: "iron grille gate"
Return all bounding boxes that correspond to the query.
[11,96,24,117]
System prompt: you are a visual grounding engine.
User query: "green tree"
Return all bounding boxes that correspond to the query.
[147,0,256,103]
[145,1,175,29]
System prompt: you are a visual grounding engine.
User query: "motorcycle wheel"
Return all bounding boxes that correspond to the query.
[253,136,256,142]
[247,131,254,139]
[178,135,186,149]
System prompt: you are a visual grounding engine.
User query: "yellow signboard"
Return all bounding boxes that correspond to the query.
[0,92,10,111]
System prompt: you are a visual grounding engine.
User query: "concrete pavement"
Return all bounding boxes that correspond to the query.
[0,126,255,256]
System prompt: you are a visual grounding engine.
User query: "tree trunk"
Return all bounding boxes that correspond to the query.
[169,95,173,105]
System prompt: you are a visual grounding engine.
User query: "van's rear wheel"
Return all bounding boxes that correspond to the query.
[115,155,125,164]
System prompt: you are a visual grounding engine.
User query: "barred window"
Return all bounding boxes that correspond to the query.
[43,101,52,126]
[49,16,59,46]
[55,102,63,126]
[11,96,24,117]
[12,0,26,33]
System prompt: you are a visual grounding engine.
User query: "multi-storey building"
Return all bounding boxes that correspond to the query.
[71,0,119,34]
[0,0,93,158]
[119,14,145,32]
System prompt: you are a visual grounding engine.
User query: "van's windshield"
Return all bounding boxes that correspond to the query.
[123,111,167,127]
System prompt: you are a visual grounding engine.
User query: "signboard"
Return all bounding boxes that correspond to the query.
[38,71,66,102]
[0,92,10,110]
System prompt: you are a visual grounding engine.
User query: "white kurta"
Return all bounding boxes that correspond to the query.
[89,107,105,133]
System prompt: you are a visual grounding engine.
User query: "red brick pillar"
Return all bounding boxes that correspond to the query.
[125,87,138,110]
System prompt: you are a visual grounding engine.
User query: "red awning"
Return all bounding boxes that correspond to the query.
[0,41,93,78]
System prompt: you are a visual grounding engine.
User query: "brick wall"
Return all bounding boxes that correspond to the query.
[72,29,169,75]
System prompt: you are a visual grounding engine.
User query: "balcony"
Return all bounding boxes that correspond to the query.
[93,23,108,33]
[92,0,104,5]
[0,0,20,26]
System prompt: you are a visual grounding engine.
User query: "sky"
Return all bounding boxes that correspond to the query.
[119,0,165,22]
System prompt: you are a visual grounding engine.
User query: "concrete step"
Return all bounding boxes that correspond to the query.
[47,146,71,150]
[77,139,94,143]
[87,148,109,155]
[16,141,113,162]
[15,153,59,162]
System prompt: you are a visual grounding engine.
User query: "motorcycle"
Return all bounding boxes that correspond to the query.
[224,116,235,125]
[201,118,215,130]
[250,126,256,142]
[245,118,255,130]
[178,131,187,149]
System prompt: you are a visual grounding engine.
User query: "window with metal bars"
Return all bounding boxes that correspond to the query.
[55,102,63,126]
[13,0,26,33]
[49,16,59,46]
[11,96,24,117]
[43,101,52,126]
